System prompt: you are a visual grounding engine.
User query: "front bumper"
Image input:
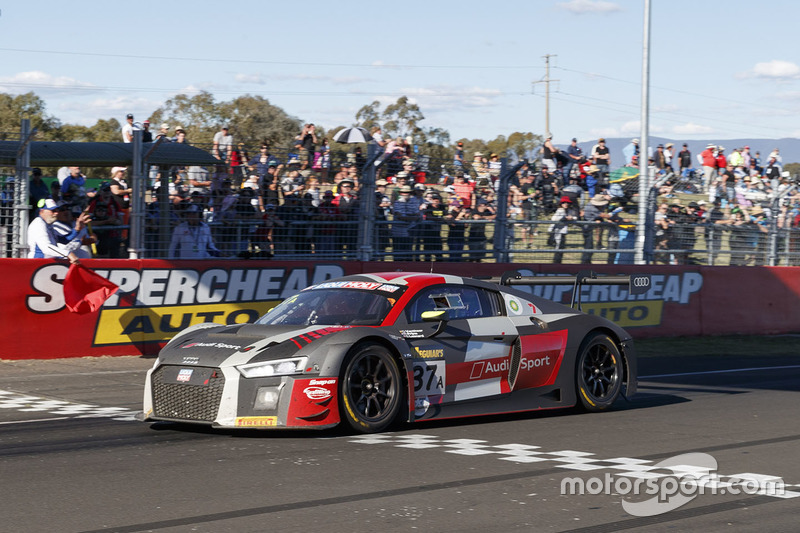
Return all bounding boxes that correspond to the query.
[143,364,340,429]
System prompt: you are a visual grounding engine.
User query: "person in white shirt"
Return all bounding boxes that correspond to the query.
[27,199,81,263]
[122,114,134,143]
[168,204,221,259]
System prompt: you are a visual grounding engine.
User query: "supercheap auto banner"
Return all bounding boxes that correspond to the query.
[1,259,799,360]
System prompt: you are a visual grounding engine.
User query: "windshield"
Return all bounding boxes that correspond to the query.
[256,287,404,327]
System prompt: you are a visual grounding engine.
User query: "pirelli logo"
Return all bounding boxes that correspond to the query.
[235,416,278,427]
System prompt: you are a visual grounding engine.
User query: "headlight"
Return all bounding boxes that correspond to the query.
[237,357,308,378]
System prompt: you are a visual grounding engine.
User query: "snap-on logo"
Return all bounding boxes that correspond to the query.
[303,386,332,401]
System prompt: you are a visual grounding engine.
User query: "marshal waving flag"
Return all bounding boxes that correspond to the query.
[63,263,119,315]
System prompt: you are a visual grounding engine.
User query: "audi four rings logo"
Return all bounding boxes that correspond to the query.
[632,277,650,287]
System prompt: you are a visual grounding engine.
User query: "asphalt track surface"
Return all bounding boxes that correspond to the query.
[1,349,799,533]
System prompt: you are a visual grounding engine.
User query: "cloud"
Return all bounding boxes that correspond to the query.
[396,85,503,112]
[738,60,800,80]
[233,73,373,86]
[556,0,622,14]
[671,122,714,135]
[0,71,98,95]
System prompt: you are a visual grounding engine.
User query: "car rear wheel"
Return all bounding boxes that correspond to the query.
[340,344,403,433]
[576,333,622,412]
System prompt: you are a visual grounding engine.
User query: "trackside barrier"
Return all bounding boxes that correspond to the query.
[1,259,799,359]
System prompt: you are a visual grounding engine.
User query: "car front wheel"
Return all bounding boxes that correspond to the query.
[576,333,623,412]
[340,344,403,433]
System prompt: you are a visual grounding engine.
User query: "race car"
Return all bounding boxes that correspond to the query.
[142,270,650,433]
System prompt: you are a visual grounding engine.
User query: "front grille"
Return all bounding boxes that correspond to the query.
[508,340,522,390]
[152,366,225,422]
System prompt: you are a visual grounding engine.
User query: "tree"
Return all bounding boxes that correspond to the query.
[0,92,60,140]
[227,94,302,151]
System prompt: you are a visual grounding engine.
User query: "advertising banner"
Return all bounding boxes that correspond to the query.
[1,259,798,360]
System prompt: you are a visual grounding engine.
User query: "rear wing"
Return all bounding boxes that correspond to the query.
[484,270,651,311]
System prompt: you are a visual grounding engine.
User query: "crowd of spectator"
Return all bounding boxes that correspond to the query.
[19,118,800,265]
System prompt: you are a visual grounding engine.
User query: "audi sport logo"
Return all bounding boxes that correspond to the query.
[632,276,650,288]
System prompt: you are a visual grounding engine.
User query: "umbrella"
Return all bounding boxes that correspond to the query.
[333,127,371,144]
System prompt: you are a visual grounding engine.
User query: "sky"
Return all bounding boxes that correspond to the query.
[1,0,799,146]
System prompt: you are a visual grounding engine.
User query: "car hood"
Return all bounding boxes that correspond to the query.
[158,323,355,368]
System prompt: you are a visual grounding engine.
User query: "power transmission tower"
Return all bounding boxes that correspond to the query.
[532,54,558,136]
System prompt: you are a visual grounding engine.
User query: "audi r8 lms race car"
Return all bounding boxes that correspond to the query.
[142,270,650,433]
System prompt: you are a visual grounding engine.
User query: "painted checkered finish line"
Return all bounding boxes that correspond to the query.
[349,433,800,500]
[0,389,138,421]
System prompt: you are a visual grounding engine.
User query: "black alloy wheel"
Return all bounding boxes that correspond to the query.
[340,344,402,433]
[576,333,623,412]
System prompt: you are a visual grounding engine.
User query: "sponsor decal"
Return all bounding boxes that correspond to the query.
[303,386,333,401]
[508,297,521,315]
[181,356,199,365]
[235,416,278,427]
[309,379,336,386]
[400,329,425,339]
[176,369,193,382]
[24,264,344,346]
[307,281,402,292]
[181,341,242,350]
[414,346,444,359]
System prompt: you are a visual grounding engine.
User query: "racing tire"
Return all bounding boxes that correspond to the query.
[340,344,403,433]
[575,333,623,412]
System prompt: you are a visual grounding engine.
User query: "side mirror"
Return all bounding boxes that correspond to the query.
[421,310,448,322]
[421,310,448,337]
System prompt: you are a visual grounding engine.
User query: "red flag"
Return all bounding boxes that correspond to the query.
[63,263,119,315]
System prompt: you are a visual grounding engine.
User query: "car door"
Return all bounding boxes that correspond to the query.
[400,284,518,418]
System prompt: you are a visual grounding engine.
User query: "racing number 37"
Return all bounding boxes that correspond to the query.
[413,362,446,396]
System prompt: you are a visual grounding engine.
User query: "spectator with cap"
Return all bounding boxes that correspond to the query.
[110,167,132,209]
[374,179,392,255]
[549,196,579,264]
[332,178,359,258]
[53,201,96,259]
[61,167,89,210]
[313,190,339,258]
[141,120,153,143]
[174,126,188,144]
[453,141,465,171]
[541,134,558,172]
[563,138,583,185]
[715,146,727,172]
[622,138,640,166]
[213,125,233,163]
[445,197,469,261]
[678,143,692,176]
[122,113,134,143]
[590,138,611,184]
[168,203,221,259]
[700,143,717,193]
[294,123,317,170]
[26,198,81,263]
[420,190,446,261]
[534,166,560,214]
[581,193,611,264]
[654,144,667,170]
[664,142,675,171]
[466,198,494,262]
[156,123,171,142]
[391,185,422,260]
[28,168,50,217]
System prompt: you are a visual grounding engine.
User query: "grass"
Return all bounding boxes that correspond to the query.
[635,334,800,358]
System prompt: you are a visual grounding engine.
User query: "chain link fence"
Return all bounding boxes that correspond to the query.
[3,130,800,265]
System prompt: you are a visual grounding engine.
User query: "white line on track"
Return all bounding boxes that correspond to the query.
[2,369,146,379]
[0,417,70,425]
[640,365,800,380]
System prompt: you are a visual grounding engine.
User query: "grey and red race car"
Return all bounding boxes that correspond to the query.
[142,270,650,433]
